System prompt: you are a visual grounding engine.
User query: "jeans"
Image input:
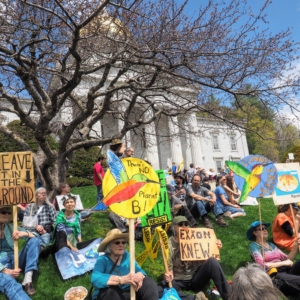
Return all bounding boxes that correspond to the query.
[190,200,223,219]
[96,185,103,202]
[108,212,128,233]
[0,273,31,300]
[39,232,50,246]
[219,202,245,214]
[158,257,230,300]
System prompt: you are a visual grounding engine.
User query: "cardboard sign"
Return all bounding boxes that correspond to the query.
[0,151,35,206]
[141,170,172,227]
[273,163,300,205]
[56,194,84,211]
[179,228,220,261]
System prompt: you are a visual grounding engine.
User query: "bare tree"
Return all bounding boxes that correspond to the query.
[0,0,299,194]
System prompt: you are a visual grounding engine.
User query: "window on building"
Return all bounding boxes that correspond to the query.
[230,136,237,151]
[215,159,223,173]
[142,128,146,148]
[212,135,219,150]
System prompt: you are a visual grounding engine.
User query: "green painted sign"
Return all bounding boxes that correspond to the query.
[141,170,172,227]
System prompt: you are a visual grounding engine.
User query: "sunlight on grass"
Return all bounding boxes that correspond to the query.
[2,187,298,300]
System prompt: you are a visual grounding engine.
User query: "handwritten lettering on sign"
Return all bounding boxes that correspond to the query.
[0,152,35,206]
[179,228,220,261]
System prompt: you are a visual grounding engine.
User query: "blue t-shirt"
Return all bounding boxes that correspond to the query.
[215,186,228,205]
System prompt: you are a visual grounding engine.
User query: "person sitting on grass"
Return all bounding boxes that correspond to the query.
[53,195,96,253]
[186,174,227,228]
[0,205,40,297]
[24,187,56,247]
[272,203,300,252]
[248,220,300,296]
[229,263,286,300]
[91,228,158,300]
[158,216,230,300]
[224,175,240,204]
[167,184,197,228]
[215,176,246,219]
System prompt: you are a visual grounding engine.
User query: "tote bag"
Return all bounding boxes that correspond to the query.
[23,205,44,229]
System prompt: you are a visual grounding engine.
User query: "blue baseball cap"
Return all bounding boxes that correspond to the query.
[246,221,270,240]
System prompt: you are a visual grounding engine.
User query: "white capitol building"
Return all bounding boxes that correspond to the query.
[0,14,249,172]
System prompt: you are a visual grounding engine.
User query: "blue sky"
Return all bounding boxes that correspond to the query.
[178,0,300,120]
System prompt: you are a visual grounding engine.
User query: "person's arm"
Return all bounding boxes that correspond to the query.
[223,185,240,197]
[281,221,294,237]
[287,238,300,260]
[219,191,240,208]
[15,228,36,239]
[207,190,216,203]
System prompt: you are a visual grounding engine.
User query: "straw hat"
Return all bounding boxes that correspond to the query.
[111,139,123,145]
[98,228,129,252]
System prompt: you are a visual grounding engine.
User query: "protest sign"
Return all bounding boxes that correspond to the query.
[56,194,84,211]
[179,228,220,261]
[226,154,278,202]
[0,151,35,206]
[55,238,102,280]
[141,170,172,227]
[102,154,160,218]
[273,163,300,205]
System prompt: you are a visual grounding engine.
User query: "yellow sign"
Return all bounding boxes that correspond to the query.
[179,228,220,261]
[0,152,35,206]
[103,157,160,218]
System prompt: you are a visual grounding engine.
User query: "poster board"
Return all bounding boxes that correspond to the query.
[56,194,84,211]
[179,228,220,261]
[141,170,172,227]
[0,151,35,206]
[273,163,300,205]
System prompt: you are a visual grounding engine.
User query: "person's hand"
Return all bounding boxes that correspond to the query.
[3,268,22,278]
[70,246,78,252]
[36,225,46,235]
[233,204,240,208]
[132,272,145,291]
[121,273,138,290]
[164,271,174,283]
[12,231,28,240]
[216,239,223,249]
[284,259,294,267]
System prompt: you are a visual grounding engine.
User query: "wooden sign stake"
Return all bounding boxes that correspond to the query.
[13,205,19,269]
[129,218,136,300]
[159,232,172,288]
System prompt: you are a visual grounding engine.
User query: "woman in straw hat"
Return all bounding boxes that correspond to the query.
[91,228,158,300]
[0,205,40,298]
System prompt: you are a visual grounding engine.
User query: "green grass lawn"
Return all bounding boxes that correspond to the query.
[2,186,298,300]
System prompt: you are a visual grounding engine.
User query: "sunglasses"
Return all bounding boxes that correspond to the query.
[256,226,268,231]
[114,241,127,245]
[0,210,12,215]
[178,222,188,227]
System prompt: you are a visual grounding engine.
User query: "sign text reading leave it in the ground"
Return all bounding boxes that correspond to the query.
[0,152,35,206]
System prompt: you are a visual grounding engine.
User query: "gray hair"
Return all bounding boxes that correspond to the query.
[104,243,112,254]
[35,187,52,207]
[229,264,284,300]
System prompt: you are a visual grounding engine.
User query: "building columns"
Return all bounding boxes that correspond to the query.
[144,109,160,170]
[186,112,204,167]
[168,116,183,166]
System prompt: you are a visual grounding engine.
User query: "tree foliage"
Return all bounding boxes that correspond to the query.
[0,0,299,193]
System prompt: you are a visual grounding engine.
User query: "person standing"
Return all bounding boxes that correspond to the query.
[187,163,197,183]
[94,155,105,203]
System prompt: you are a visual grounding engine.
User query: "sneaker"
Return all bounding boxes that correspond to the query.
[216,217,228,227]
[195,291,208,300]
[204,218,213,229]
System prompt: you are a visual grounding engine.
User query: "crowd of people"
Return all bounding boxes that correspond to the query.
[1,141,300,300]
